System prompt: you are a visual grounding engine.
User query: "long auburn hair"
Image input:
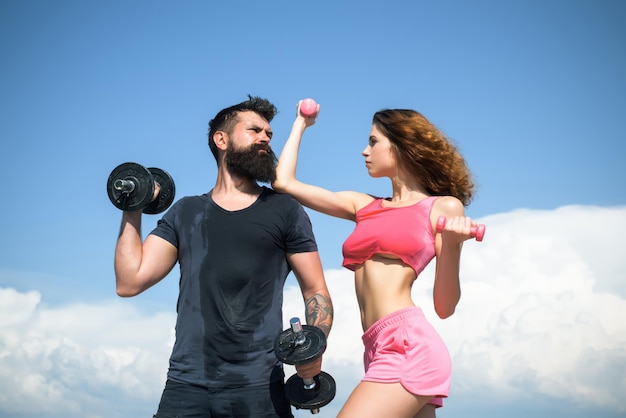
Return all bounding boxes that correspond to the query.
[373,109,475,206]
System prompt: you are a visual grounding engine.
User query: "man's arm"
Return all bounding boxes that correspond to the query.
[286,251,333,380]
[287,251,333,337]
[115,211,178,297]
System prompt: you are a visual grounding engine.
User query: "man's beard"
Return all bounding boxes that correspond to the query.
[226,142,277,183]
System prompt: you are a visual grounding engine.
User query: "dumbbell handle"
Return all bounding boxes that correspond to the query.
[303,377,316,390]
[114,177,164,196]
[302,375,321,414]
[289,318,320,391]
[436,216,486,242]
[113,178,136,193]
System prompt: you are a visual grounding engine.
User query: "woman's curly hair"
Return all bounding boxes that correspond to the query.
[373,109,475,206]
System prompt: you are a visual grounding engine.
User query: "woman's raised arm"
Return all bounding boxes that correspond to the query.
[273,100,369,221]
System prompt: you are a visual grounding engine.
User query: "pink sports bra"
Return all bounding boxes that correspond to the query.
[342,196,438,275]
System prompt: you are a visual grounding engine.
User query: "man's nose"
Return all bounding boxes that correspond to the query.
[258,132,271,143]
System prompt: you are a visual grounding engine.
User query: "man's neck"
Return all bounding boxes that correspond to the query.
[211,169,263,211]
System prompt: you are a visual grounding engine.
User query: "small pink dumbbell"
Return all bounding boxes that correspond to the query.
[436,216,486,242]
[300,98,317,117]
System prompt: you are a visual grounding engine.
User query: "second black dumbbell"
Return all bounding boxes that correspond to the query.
[274,317,336,414]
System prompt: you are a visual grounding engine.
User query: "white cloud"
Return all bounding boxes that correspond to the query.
[0,290,175,417]
[0,205,624,417]
[417,205,626,411]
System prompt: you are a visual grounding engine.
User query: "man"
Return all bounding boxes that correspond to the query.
[114,95,333,417]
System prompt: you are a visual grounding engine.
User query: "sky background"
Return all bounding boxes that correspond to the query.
[1,1,625,417]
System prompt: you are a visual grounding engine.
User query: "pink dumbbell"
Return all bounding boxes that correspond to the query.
[436,216,486,242]
[300,98,317,117]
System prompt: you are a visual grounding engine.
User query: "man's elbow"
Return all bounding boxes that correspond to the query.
[116,282,142,298]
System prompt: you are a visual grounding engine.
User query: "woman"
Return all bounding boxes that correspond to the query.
[272,101,476,418]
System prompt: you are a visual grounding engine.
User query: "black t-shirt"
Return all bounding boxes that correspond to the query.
[150,187,318,388]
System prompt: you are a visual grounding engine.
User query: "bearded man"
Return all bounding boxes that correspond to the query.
[114,96,333,418]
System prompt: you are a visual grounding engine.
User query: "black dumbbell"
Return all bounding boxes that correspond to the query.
[274,317,336,414]
[107,162,175,214]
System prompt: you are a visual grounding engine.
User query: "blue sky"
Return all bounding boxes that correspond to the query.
[1,1,625,417]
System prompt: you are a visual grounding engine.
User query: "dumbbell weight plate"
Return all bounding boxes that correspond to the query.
[285,371,336,411]
[107,162,155,212]
[274,325,327,365]
[143,167,176,214]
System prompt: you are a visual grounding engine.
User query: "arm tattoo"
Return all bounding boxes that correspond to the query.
[305,293,333,337]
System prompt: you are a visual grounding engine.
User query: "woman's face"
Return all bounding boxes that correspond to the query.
[362,124,396,178]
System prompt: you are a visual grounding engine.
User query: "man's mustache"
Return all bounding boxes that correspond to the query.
[252,143,277,159]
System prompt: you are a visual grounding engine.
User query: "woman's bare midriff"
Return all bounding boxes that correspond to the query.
[354,254,418,331]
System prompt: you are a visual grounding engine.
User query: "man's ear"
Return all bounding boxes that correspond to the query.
[213,131,228,151]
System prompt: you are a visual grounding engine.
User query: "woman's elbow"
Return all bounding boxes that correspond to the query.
[271,177,290,193]
[434,297,460,319]
[435,306,456,319]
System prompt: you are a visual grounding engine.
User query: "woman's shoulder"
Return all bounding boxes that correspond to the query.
[432,195,464,216]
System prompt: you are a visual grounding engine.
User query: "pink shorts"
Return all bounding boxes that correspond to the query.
[362,307,451,408]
